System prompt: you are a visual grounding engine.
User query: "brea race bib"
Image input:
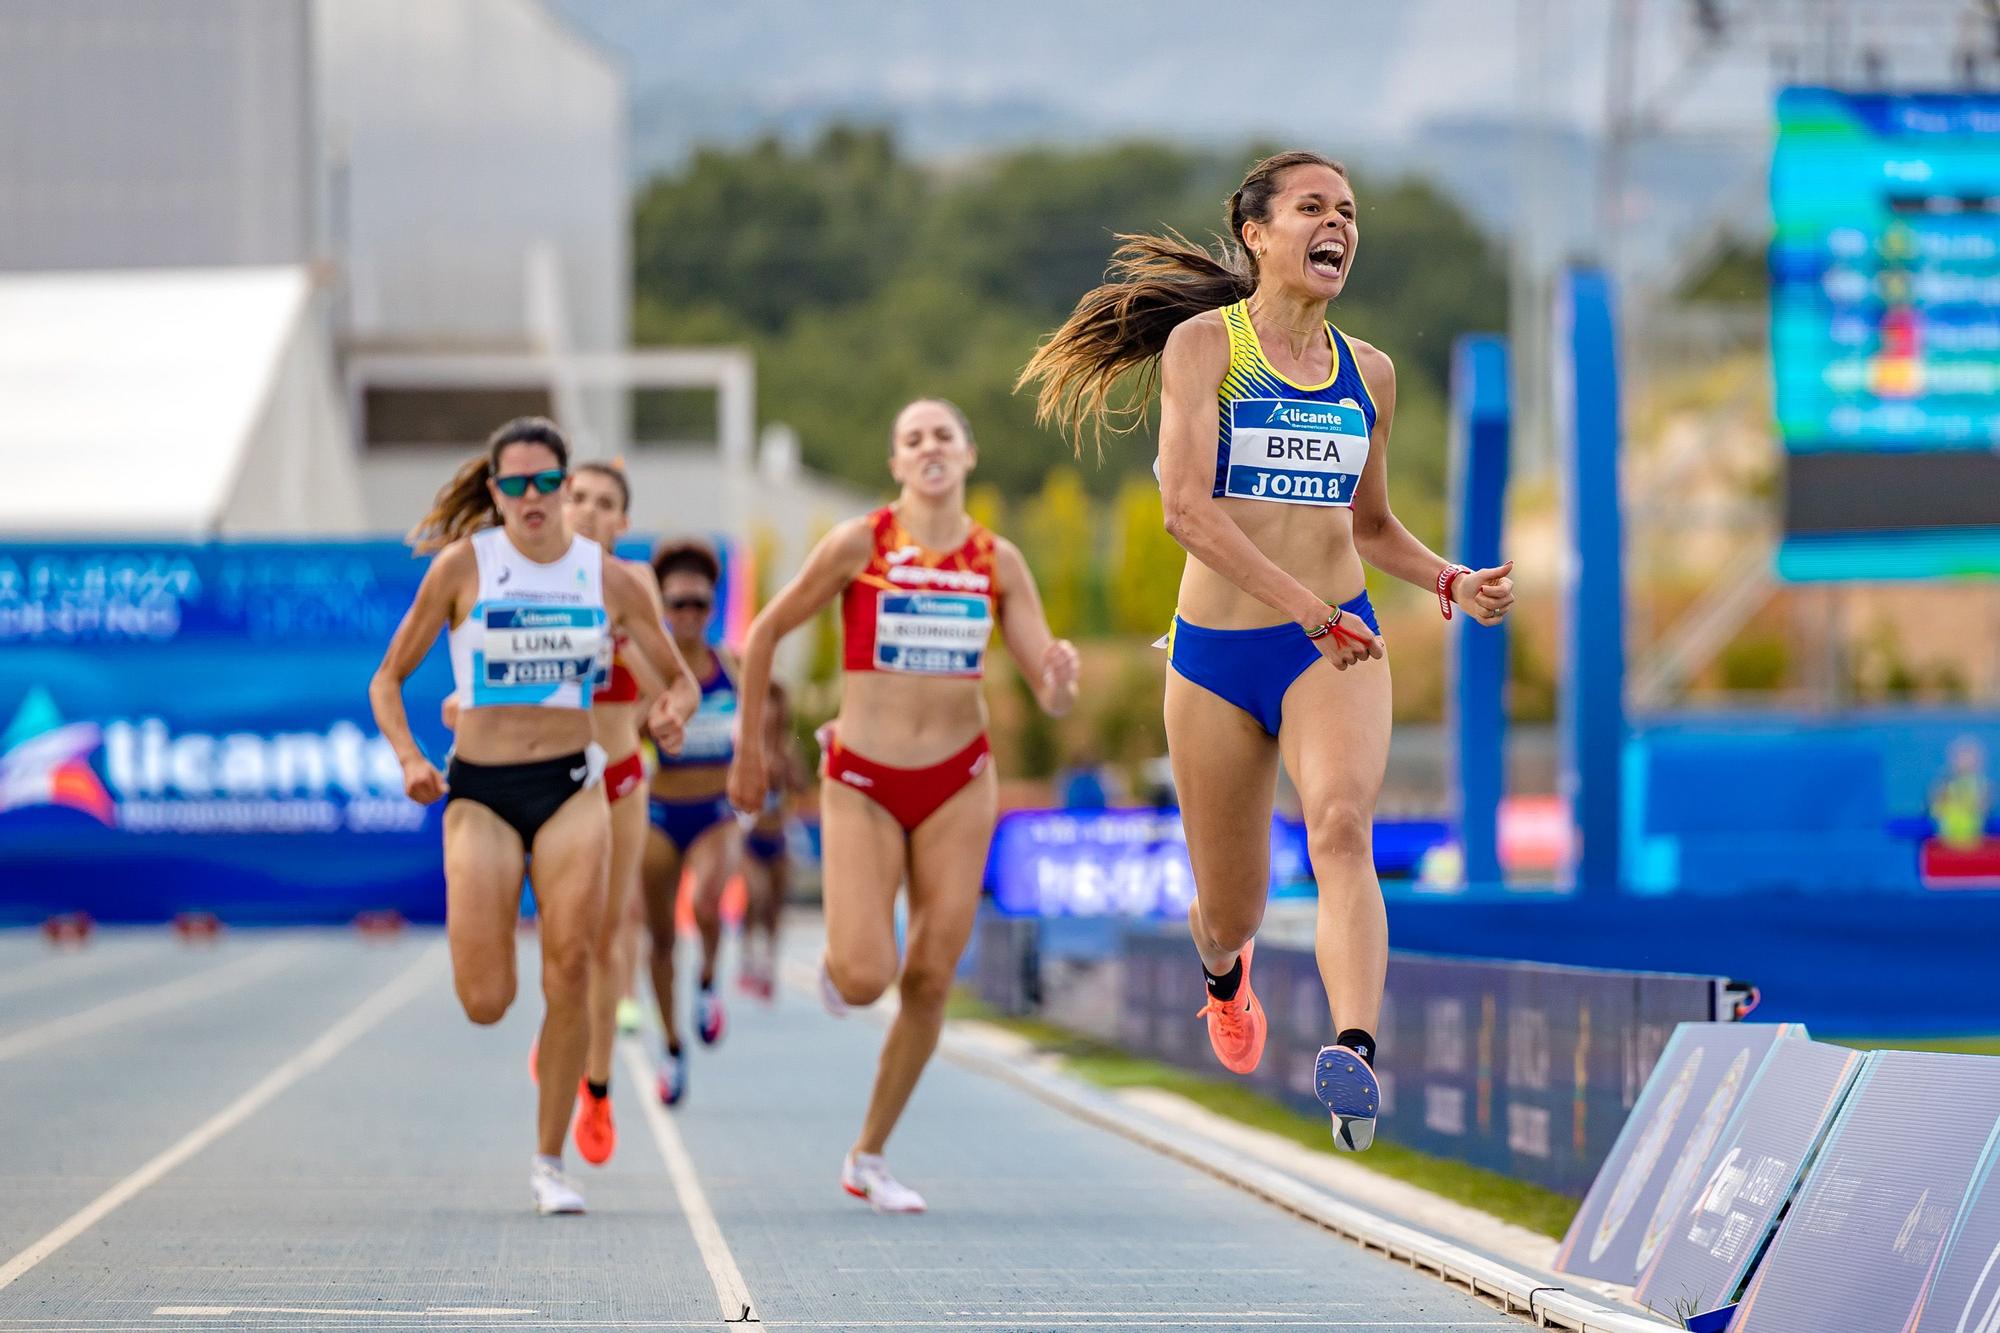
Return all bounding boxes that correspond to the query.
[1222,398,1371,507]
[874,591,993,675]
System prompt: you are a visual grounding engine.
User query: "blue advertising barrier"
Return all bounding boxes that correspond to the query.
[0,537,734,925]
[1113,926,1737,1197]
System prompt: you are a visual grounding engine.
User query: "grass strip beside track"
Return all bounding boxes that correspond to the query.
[947,992,1581,1240]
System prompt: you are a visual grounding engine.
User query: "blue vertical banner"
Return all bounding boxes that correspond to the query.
[1449,335,1511,889]
[1556,269,1628,899]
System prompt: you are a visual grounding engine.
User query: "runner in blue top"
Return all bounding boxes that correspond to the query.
[640,539,742,1106]
[1022,152,1516,1153]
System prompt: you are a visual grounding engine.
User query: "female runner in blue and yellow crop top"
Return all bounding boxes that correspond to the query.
[1023,151,1516,1155]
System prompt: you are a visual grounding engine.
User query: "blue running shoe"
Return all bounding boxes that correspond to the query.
[1314,1044,1380,1152]
[657,1047,687,1107]
[696,986,726,1047]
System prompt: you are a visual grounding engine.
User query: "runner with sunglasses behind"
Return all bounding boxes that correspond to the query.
[639,540,742,1106]
[370,417,698,1215]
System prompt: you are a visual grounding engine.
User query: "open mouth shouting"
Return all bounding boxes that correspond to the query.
[1308,238,1347,281]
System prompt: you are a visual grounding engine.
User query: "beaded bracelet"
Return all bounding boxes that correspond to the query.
[1437,564,1472,621]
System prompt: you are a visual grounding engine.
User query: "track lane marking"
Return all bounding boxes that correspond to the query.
[618,1039,758,1325]
[0,943,307,1062]
[0,943,446,1292]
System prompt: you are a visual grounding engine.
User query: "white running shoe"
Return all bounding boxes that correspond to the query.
[841,1152,926,1214]
[530,1157,586,1215]
[818,956,850,1018]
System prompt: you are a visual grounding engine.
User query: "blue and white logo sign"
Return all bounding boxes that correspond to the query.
[1224,397,1371,506]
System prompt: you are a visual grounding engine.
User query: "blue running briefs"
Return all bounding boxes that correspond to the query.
[1166,591,1380,736]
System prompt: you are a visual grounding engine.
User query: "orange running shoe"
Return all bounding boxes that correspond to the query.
[573,1079,615,1166]
[1195,939,1266,1075]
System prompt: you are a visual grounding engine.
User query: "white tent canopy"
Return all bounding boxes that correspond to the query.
[0,266,360,537]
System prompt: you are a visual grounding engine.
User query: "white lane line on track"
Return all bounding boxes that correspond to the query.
[0,943,307,1062]
[0,938,163,1000]
[618,1038,758,1326]
[0,942,447,1293]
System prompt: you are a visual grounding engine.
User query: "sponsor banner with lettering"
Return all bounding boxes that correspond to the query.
[1733,1050,2000,1333]
[0,538,734,923]
[984,808,1310,920]
[1113,927,1731,1197]
[1556,1023,1804,1284]
[0,541,454,922]
[1636,1038,1865,1320]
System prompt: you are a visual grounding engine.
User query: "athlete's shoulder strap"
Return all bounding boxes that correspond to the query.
[1218,300,1255,377]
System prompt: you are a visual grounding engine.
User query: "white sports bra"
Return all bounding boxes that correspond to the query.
[447,528,608,711]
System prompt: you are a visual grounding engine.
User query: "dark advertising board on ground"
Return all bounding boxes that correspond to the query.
[1733,1050,2000,1332]
[1115,926,1738,1198]
[1555,1023,1803,1285]
[1635,1037,1865,1321]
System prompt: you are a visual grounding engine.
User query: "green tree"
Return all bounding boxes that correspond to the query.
[1108,477,1183,635]
[1022,467,1097,637]
[629,126,1506,518]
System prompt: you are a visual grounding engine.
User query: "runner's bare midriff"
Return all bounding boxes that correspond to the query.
[454,706,595,766]
[1175,498,1368,630]
[834,672,988,767]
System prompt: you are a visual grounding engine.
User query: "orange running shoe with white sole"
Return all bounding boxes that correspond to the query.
[573,1079,615,1166]
[1195,939,1266,1075]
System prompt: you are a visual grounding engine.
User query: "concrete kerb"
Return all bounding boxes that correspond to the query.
[932,1021,1672,1332]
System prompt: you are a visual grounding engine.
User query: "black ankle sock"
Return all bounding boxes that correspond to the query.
[1337,1028,1378,1066]
[1202,955,1244,1002]
[586,1079,609,1101]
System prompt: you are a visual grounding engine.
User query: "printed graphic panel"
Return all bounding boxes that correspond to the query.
[1735,1051,2000,1332]
[1636,1038,1865,1318]
[1556,1023,1800,1283]
[1913,1119,2000,1333]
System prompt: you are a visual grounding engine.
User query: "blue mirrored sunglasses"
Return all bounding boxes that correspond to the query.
[493,468,566,498]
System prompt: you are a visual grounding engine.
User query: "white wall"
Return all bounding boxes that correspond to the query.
[315,0,627,358]
[0,0,314,271]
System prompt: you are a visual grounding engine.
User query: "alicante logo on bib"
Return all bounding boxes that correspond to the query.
[1224,398,1370,508]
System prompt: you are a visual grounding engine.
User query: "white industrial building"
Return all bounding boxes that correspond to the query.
[0,0,865,557]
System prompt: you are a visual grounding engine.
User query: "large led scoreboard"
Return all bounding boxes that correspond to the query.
[1771,89,2000,579]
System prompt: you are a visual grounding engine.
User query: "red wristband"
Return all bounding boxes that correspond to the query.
[1438,565,1471,621]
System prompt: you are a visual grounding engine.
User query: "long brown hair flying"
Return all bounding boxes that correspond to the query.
[1016,150,1346,452]
[406,416,570,554]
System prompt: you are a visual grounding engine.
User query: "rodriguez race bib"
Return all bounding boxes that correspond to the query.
[874,591,993,676]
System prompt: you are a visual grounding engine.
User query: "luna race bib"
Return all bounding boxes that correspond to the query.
[1222,398,1371,507]
[874,591,993,675]
[477,604,607,693]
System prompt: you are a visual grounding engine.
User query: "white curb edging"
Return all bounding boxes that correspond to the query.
[934,1022,1672,1333]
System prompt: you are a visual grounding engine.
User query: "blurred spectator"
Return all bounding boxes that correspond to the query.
[1931,737,1992,850]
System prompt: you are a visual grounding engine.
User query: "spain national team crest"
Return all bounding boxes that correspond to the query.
[0,686,116,825]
